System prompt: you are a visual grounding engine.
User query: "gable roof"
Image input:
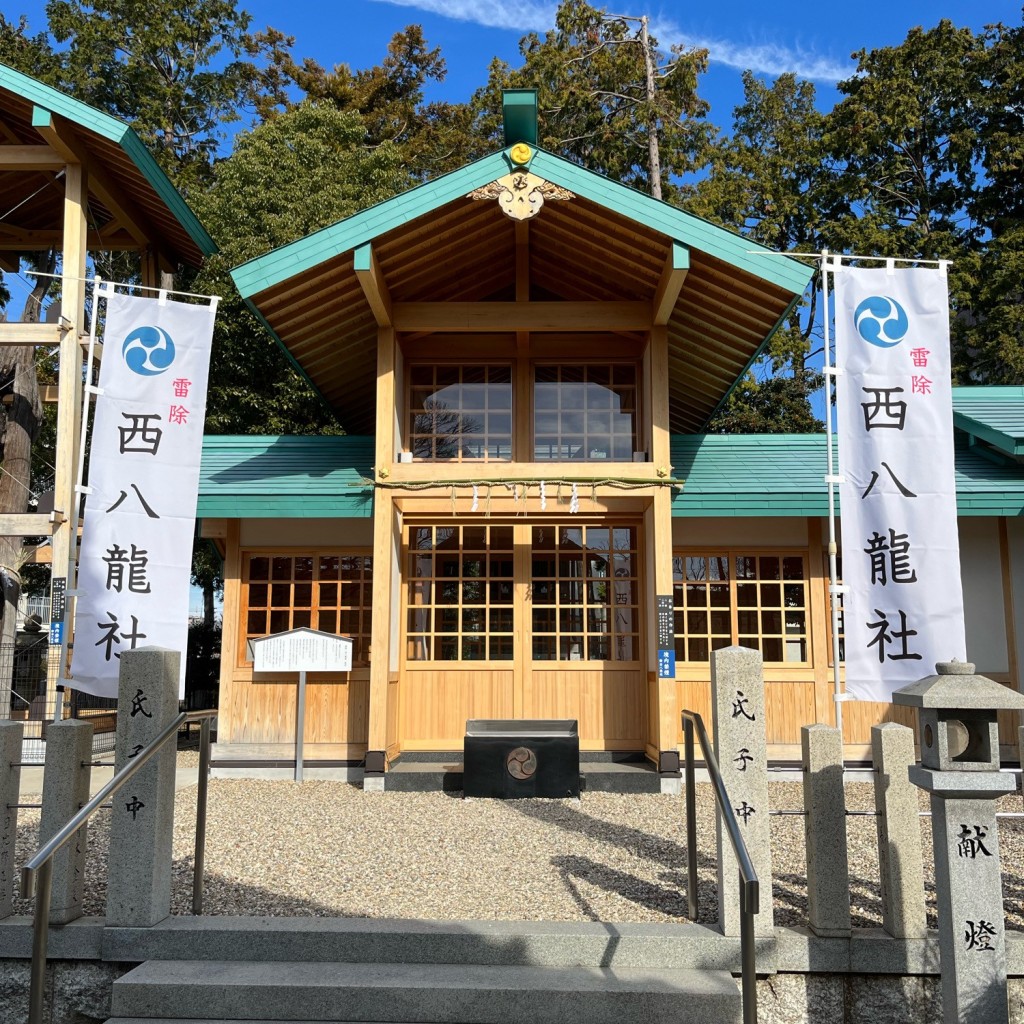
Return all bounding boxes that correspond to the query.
[230,145,813,435]
[0,62,215,268]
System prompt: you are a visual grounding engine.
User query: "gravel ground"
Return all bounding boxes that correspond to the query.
[11,755,1024,929]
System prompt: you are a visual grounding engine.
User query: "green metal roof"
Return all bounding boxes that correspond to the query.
[0,61,215,265]
[230,145,811,301]
[198,436,373,518]
[671,431,1024,518]
[951,386,1024,457]
[198,425,1024,521]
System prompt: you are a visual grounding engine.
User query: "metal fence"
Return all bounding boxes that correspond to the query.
[0,636,219,762]
[0,639,63,763]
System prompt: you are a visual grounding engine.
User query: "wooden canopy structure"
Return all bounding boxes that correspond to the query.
[232,120,810,435]
[0,62,215,712]
[0,61,214,275]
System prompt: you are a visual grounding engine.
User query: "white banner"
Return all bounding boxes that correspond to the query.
[71,291,216,697]
[833,264,966,701]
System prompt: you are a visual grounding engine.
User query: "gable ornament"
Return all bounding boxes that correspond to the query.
[468,171,575,221]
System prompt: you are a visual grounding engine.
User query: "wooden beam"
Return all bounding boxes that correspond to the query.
[32,107,171,267]
[353,243,393,327]
[393,301,651,333]
[0,144,64,171]
[515,220,529,302]
[0,323,65,346]
[0,229,138,251]
[652,241,689,325]
[0,254,18,273]
[0,514,55,536]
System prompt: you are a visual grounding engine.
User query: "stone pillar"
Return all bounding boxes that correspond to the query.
[711,645,773,936]
[0,722,23,918]
[39,719,92,924]
[802,724,851,937]
[106,647,179,927]
[894,662,1024,1024]
[912,768,1014,1024]
[872,722,926,938]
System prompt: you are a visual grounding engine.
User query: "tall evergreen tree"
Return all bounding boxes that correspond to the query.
[472,0,713,203]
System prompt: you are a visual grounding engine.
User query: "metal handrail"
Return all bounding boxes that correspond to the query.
[682,710,759,1024]
[21,708,216,1024]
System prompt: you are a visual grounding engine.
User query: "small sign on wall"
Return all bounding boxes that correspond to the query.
[656,594,674,650]
[253,627,353,673]
[658,648,676,679]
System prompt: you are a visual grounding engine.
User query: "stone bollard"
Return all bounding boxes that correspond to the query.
[802,724,851,937]
[872,722,926,938]
[711,645,773,937]
[106,647,180,927]
[39,719,93,924]
[894,662,1024,1024]
[0,721,23,918]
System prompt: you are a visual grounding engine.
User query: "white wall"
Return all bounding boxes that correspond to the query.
[959,518,1009,677]
[1008,518,1024,691]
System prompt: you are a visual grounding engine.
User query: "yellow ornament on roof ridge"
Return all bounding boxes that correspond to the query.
[509,142,532,165]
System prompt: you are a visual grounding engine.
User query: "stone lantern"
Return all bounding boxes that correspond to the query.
[893,661,1024,1024]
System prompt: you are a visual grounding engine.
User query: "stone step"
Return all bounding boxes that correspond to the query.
[108,960,742,1024]
[100,917,749,971]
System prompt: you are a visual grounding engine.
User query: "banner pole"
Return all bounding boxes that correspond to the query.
[821,253,844,747]
[54,276,103,720]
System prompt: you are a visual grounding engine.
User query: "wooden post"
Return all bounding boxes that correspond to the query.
[646,324,677,784]
[47,158,87,717]
[365,325,396,789]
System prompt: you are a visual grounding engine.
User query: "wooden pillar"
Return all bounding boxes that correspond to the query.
[807,517,835,727]
[217,520,242,745]
[645,324,678,784]
[365,326,396,789]
[48,159,87,716]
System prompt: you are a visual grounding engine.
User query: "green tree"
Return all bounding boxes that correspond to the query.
[824,21,981,260]
[44,0,292,187]
[261,24,476,179]
[954,17,1024,383]
[472,0,713,202]
[690,72,830,431]
[189,101,411,434]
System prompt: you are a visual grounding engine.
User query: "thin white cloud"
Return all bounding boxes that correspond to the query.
[368,0,852,82]
[368,0,557,32]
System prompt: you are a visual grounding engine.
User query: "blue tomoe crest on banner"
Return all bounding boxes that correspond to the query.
[853,295,909,348]
[122,325,176,375]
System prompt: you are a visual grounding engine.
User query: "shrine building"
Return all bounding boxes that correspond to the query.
[197,92,1024,786]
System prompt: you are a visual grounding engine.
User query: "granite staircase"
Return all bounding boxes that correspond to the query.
[101,917,743,1024]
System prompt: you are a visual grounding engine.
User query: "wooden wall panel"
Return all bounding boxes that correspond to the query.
[523,669,644,748]
[399,669,515,748]
[222,670,371,748]
[764,682,816,745]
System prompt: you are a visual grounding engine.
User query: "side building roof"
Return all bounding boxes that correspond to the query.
[198,436,374,519]
[198,427,1024,521]
[670,433,1024,518]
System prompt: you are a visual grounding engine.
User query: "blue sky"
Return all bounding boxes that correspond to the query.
[11,0,1024,137]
